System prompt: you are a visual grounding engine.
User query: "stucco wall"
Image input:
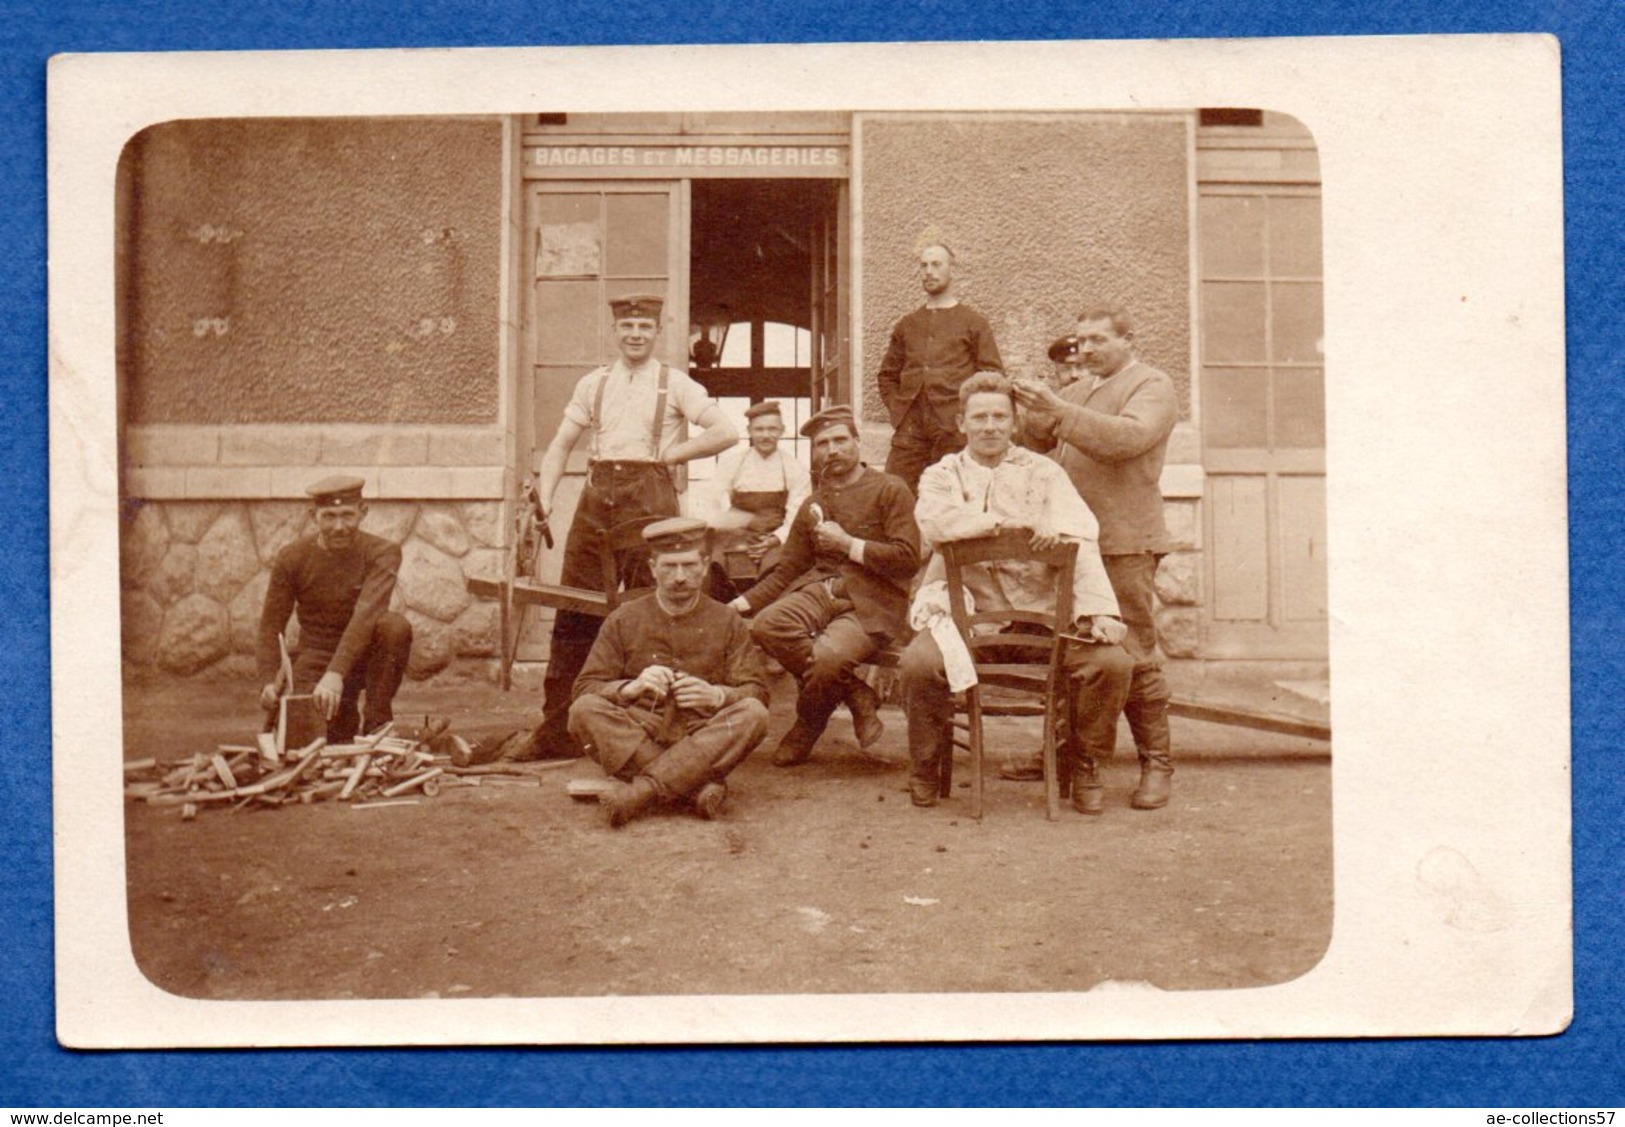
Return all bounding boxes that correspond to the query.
[857,114,1192,418]
[119,117,504,426]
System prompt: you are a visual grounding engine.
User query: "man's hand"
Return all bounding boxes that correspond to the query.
[1027,519,1061,552]
[814,519,855,555]
[745,533,779,563]
[258,682,281,711]
[671,672,726,715]
[1086,616,1128,646]
[312,671,346,721]
[728,596,752,616]
[1011,377,1063,435]
[623,664,677,702]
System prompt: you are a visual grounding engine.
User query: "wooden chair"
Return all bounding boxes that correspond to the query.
[938,530,1080,821]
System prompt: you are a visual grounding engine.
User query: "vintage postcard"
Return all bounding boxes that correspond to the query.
[48,36,1569,1046]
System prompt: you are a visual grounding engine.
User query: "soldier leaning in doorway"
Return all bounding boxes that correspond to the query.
[504,294,738,762]
[1014,305,1179,811]
[694,399,812,595]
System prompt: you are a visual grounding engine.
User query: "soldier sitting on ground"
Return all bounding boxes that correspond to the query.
[570,517,771,827]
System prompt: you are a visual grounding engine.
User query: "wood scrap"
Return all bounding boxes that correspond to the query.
[211,754,238,790]
[256,732,279,765]
[380,767,443,798]
[124,718,494,816]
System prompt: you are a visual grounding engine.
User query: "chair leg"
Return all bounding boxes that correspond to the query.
[1043,696,1061,822]
[1057,691,1077,800]
[968,695,984,820]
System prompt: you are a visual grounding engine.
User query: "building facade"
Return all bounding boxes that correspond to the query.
[117,110,1325,682]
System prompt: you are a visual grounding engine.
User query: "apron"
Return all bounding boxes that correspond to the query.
[720,454,790,580]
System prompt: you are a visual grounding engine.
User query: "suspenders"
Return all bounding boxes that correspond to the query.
[590,363,670,459]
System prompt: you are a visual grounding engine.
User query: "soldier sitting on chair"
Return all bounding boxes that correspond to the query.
[729,405,921,768]
[899,373,1131,811]
[256,475,413,743]
[570,517,771,827]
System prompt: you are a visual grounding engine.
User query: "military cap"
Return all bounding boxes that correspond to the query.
[642,515,710,554]
[743,400,783,421]
[609,293,664,320]
[306,474,366,508]
[799,404,858,439]
[1048,335,1082,363]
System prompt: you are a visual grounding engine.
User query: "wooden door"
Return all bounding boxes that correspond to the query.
[517,179,687,658]
[808,181,850,411]
[1198,185,1327,659]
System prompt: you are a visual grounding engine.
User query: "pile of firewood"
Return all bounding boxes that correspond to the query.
[122,724,458,818]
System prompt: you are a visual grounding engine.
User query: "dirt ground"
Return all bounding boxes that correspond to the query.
[123,672,1332,1001]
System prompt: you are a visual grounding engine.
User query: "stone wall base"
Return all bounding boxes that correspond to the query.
[119,498,508,684]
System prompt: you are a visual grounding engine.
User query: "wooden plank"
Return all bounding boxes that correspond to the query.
[1167,698,1330,742]
[210,754,238,790]
[466,576,609,617]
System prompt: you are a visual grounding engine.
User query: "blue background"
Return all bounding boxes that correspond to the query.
[5,1,1619,1108]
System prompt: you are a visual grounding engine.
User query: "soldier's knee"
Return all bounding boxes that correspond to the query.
[566,693,612,734]
[374,612,413,649]
[897,635,944,686]
[805,645,856,687]
[734,697,770,735]
[1072,642,1134,687]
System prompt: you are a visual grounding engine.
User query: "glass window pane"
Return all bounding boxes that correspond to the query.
[1268,196,1323,277]
[762,322,811,367]
[537,193,599,226]
[1198,195,1266,277]
[534,280,602,363]
[1202,368,1270,448]
[1273,281,1324,364]
[1274,368,1325,448]
[605,193,669,277]
[536,194,602,277]
[533,362,594,456]
[1202,281,1267,363]
[719,322,752,367]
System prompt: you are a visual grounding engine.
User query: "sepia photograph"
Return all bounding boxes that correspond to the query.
[49,37,1568,1047]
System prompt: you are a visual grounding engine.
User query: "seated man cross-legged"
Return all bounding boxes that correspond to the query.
[569,517,771,827]
[901,373,1133,812]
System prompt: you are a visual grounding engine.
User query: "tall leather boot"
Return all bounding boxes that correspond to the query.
[1070,742,1105,815]
[1126,697,1174,810]
[846,680,885,749]
[771,720,822,767]
[601,776,658,828]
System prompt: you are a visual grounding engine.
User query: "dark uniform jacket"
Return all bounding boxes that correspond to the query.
[739,466,921,641]
[256,532,401,684]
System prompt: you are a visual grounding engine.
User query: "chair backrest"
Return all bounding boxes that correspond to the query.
[598,515,665,610]
[938,530,1078,695]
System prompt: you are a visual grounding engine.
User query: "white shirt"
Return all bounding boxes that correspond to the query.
[696,443,813,546]
[561,357,717,461]
[914,446,1120,621]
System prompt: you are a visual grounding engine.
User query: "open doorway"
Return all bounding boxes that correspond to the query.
[686,179,844,483]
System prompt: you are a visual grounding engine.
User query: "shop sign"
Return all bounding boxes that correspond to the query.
[529,145,846,170]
